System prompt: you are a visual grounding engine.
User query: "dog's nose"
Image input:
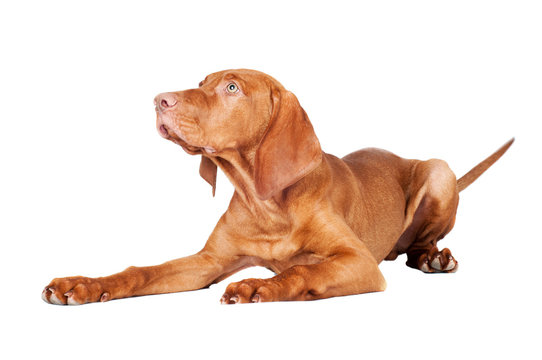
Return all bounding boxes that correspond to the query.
[154,93,178,112]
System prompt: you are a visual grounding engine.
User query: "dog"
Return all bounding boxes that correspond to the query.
[42,69,513,305]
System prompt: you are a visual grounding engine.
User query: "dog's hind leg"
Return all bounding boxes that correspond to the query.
[399,159,460,273]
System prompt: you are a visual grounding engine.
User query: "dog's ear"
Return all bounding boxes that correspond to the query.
[199,155,217,196]
[254,89,322,200]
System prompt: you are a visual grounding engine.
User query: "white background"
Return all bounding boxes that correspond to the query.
[1,1,540,359]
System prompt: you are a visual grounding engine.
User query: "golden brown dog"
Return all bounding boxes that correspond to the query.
[42,69,513,305]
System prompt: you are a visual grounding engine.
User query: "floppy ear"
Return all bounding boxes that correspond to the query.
[199,155,217,196]
[254,90,322,200]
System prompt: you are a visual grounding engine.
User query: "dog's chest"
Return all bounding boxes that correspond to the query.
[240,235,325,273]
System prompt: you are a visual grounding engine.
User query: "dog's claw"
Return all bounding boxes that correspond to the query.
[100,292,111,302]
[420,260,431,273]
[41,289,48,302]
[219,294,241,305]
[66,291,80,305]
[49,291,64,305]
[220,294,228,304]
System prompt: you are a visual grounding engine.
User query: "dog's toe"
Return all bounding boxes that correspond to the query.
[42,277,108,305]
[220,278,279,304]
[414,247,458,273]
[428,248,458,273]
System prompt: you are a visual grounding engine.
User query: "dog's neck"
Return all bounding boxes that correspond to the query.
[210,148,284,217]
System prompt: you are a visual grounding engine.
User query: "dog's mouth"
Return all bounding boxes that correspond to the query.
[157,123,203,155]
[156,121,177,141]
[158,124,170,138]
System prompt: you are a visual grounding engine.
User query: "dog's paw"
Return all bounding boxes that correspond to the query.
[220,278,280,304]
[42,276,111,305]
[419,247,458,273]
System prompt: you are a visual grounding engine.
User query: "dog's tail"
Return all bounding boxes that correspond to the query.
[457,138,514,193]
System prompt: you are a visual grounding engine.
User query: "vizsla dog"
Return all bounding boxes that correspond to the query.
[42,69,513,305]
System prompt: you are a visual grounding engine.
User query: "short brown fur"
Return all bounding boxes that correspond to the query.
[42,69,513,305]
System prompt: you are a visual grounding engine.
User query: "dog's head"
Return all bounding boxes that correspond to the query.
[155,69,321,200]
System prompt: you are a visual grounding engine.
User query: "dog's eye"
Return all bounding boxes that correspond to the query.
[226,83,239,93]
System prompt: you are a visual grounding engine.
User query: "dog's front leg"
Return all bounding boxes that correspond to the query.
[42,250,239,305]
[221,219,387,304]
[42,221,245,305]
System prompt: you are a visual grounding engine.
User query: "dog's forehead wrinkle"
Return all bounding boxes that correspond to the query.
[222,73,251,91]
[223,73,237,81]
